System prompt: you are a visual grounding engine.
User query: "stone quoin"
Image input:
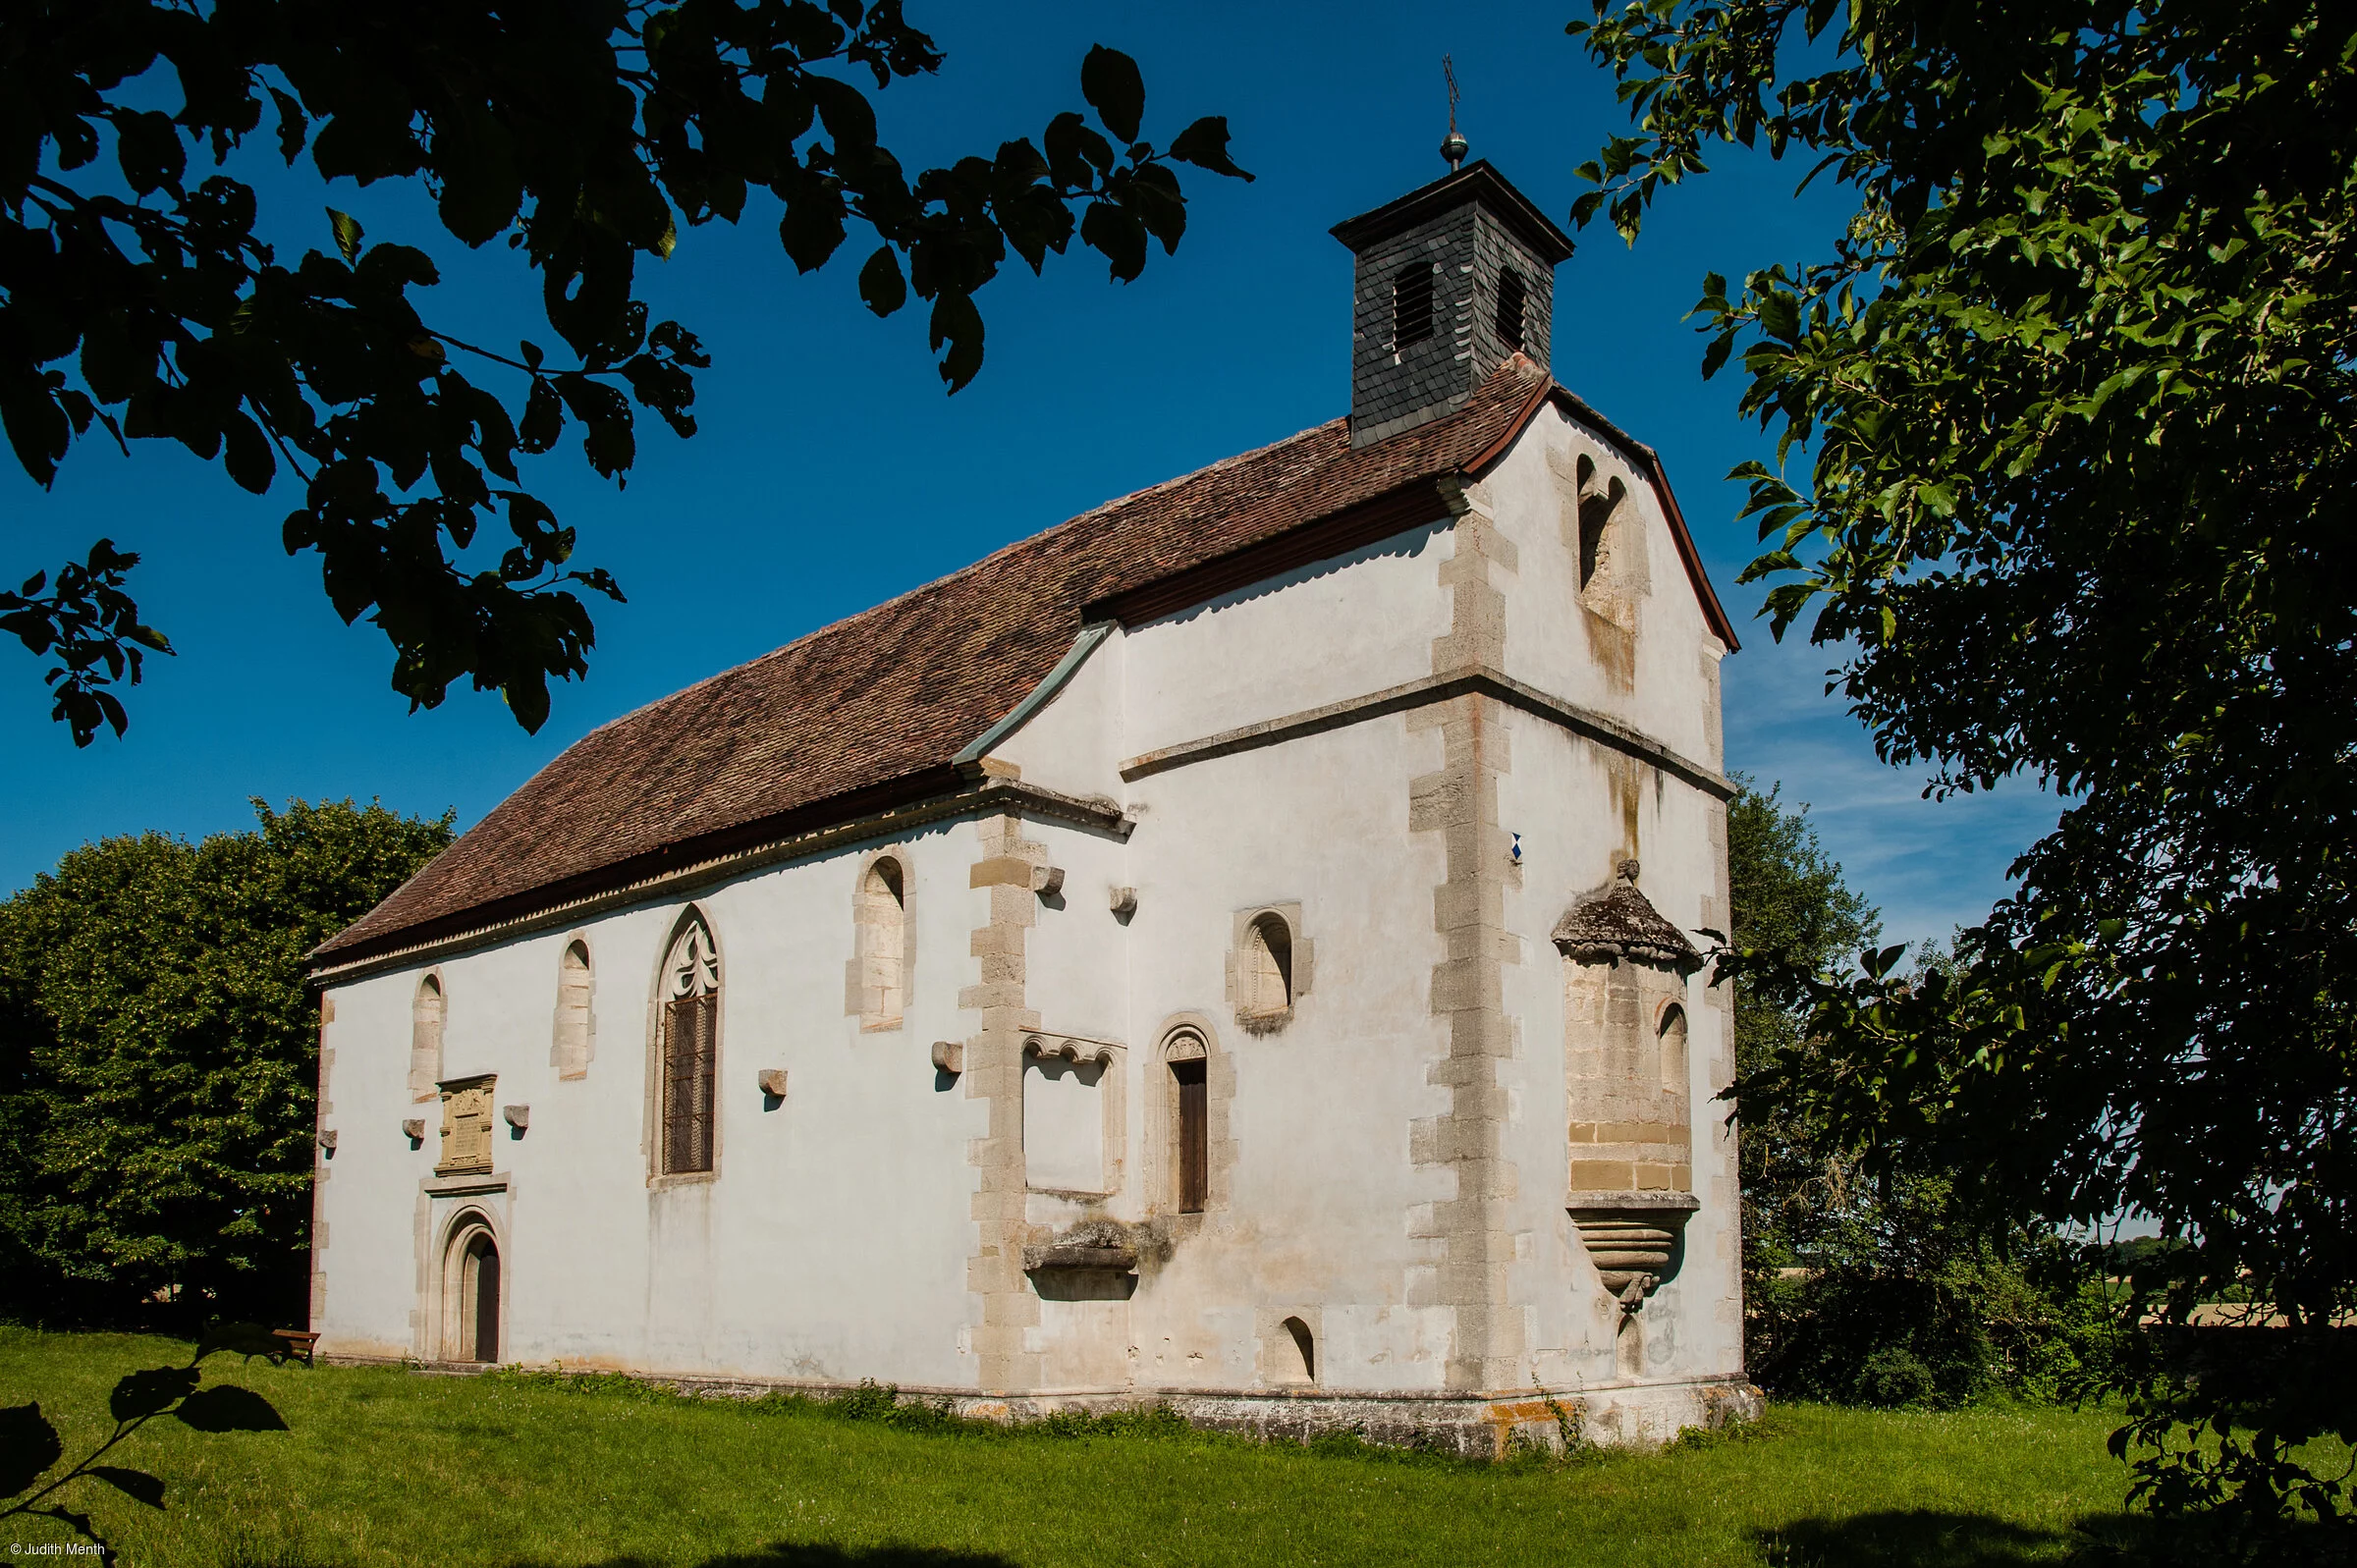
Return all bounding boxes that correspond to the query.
[303,154,1758,1453]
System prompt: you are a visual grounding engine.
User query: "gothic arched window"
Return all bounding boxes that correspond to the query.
[1659,1003,1689,1094]
[409,974,445,1103]
[659,916,721,1175]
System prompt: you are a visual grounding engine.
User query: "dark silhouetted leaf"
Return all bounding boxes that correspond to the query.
[172,1385,286,1433]
[116,111,186,195]
[89,1466,165,1508]
[434,106,523,246]
[223,413,275,494]
[857,246,906,316]
[778,191,848,272]
[1080,200,1146,283]
[929,292,983,393]
[1168,116,1252,182]
[0,1402,62,1497]
[110,1367,198,1425]
[1080,46,1145,144]
[269,87,307,164]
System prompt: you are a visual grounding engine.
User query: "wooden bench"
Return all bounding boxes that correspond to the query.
[272,1329,321,1366]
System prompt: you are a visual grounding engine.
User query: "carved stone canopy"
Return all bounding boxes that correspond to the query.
[1552,860,1703,973]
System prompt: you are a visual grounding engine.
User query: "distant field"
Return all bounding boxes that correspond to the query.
[2,1327,2148,1567]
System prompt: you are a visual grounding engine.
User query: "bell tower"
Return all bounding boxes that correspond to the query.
[1330,153,1572,447]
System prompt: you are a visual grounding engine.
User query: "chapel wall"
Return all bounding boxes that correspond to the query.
[311,820,1003,1387]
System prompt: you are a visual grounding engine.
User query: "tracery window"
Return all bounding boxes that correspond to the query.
[659,916,721,1175]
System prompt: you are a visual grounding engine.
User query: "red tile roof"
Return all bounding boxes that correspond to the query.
[315,358,1732,966]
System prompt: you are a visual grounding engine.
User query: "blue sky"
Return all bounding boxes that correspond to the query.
[0,0,2059,949]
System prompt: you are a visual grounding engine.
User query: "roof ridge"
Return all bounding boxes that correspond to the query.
[313,363,1589,967]
[569,414,1352,744]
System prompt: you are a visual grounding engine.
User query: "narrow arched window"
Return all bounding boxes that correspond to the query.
[1280,1317,1316,1383]
[1496,268,1526,351]
[409,974,444,1103]
[1575,455,1626,595]
[659,916,720,1175]
[1168,1032,1209,1214]
[854,857,906,1029]
[1242,914,1293,1016]
[1394,261,1435,350]
[1659,1003,1689,1095]
[554,941,592,1079]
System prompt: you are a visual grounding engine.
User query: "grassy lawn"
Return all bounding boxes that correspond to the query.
[2,1327,2147,1568]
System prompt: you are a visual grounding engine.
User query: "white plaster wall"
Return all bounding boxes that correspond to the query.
[987,628,1125,803]
[316,820,998,1386]
[1119,521,1454,756]
[1018,818,1131,1051]
[1108,717,1458,1393]
[1488,404,1727,769]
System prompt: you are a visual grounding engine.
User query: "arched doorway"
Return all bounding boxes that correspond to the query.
[463,1232,501,1363]
[441,1214,503,1363]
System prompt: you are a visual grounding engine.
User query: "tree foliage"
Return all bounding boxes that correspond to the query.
[0,798,451,1325]
[1724,777,1878,1272]
[1727,787,2124,1411]
[1572,0,2356,1534]
[2,2,1251,742]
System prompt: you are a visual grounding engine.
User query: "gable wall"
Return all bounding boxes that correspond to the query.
[1486,403,1727,770]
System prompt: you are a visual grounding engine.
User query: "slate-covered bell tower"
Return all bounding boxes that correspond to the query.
[1331,158,1574,448]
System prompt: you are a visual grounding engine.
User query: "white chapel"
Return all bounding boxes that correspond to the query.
[306,154,1760,1451]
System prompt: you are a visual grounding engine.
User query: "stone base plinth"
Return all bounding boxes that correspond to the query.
[320,1353,1761,1457]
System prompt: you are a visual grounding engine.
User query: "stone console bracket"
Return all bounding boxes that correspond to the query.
[1021,1243,1137,1273]
[1568,1190,1699,1312]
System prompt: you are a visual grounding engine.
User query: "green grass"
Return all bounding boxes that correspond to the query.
[1,1326,2149,1567]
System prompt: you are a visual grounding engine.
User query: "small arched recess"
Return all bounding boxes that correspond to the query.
[409,973,445,1103]
[552,939,594,1079]
[848,852,911,1032]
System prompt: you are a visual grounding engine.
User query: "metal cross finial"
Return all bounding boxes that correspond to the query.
[1441,56,1469,170]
